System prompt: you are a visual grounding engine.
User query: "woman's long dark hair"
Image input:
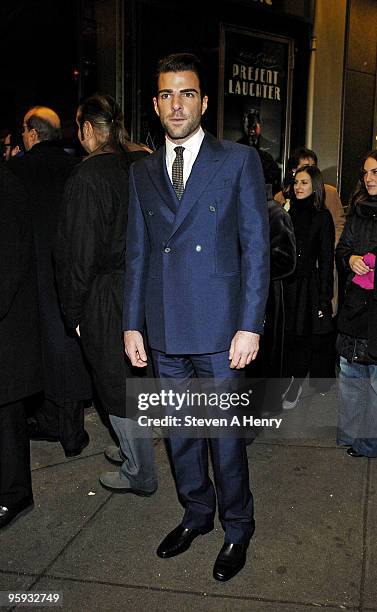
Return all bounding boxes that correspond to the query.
[290,164,326,211]
[347,149,377,216]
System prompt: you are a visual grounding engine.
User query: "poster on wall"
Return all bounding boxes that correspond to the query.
[218,24,294,189]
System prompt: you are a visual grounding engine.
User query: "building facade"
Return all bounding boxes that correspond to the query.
[77,0,377,202]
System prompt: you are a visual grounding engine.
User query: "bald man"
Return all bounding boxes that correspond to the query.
[21,106,61,152]
[8,107,93,457]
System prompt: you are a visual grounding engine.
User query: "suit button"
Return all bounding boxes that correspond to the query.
[148,210,154,216]
[209,205,216,212]
[195,245,202,252]
[164,247,171,253]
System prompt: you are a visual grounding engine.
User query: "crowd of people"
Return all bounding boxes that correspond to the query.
[1,51,377,583]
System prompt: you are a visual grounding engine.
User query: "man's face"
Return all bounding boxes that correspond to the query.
[75,111,87,152]
[243,114,261,146]
[293,156,315,174]
[22,112,36,151]
[153,70,208,143]
[2,134,12,161]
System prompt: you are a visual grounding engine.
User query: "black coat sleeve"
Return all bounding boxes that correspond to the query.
[0,169,28,320]
[335,217,354,274]
[0,213,22,320]
[54,171,113,329]
[268,200,296,281]
[318,210,335,312]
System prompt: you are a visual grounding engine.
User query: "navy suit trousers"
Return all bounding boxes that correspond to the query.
[152,350,254,544]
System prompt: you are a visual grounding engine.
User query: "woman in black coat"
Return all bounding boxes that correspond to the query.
[0,165,42,528]
[336,149,377,458]
[282,165,335,409]
[54,94,157,495]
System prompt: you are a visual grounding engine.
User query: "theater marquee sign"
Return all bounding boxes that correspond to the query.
[218,24,294,179]
[229,63,281,100]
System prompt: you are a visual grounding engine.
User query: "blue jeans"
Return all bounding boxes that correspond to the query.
[337,356,377,457]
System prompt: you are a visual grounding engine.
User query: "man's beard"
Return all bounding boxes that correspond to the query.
[248,133,258,147]
[161,114,201,141]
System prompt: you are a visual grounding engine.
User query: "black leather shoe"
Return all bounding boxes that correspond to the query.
[156,524,209,558]
[213,541,249,582]
[0,497,34,529]
[64,431,90,457]
[347,447,367,458]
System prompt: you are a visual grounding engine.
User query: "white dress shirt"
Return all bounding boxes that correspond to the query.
[165,127,205,188]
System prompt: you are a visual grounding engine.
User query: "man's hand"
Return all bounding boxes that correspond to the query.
[124,330,148,367]
[349,255,370,275]
[229,330,260,369]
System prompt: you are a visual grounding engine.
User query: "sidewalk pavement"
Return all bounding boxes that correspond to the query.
[1,381,376,612]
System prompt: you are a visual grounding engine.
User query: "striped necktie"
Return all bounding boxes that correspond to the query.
[172,146,185,200]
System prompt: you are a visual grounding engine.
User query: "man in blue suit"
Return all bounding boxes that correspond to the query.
[123,53,269,581]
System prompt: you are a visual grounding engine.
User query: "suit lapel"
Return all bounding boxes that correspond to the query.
[168,133,230,239]
[146,146,178,218]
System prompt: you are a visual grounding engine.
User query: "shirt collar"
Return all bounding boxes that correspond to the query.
[165,127,205,157]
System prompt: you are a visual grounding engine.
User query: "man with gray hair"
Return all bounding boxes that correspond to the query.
[8,106,92,457]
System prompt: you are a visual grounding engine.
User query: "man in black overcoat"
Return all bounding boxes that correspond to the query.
[8,106,92,456]
[0,165,41,528]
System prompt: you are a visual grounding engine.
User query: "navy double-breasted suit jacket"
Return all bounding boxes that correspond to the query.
[123,132,270,355]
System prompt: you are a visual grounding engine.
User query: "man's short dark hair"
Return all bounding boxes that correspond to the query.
[155,52,208,97]
[25,115,62,142]
[243,108,261,125]
[288,147,318,172]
